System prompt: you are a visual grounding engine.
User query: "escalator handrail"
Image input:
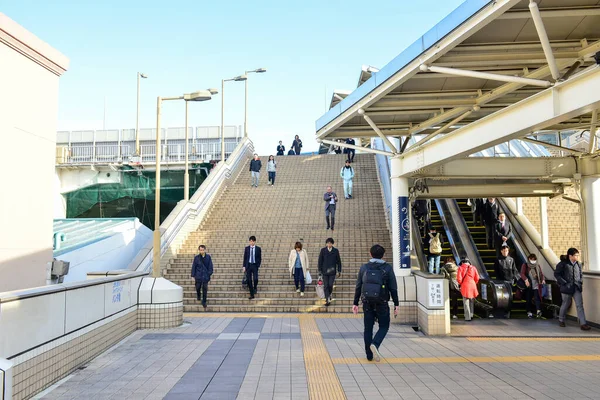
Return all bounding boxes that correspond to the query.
[411,214,428,271]
[433,199,461,265]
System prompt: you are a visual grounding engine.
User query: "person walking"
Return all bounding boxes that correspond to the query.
[484,198,500,249]
[276,141,285,156]
[441,256,460,319]
[520,253,545,319]
[249,154,262,187]
[457,258,480,321]
[323,186,338,231]
[494,212,513,258]
[267,155,277,186]
[352,244,399,362]
[340,160,355,199]
[475,198,485,226]
[191,245,213,309]
[345,138,356,162]
[423,226,443,274]
[318,238,342,306]
[243,236,262,300]
[288,241,309,297]
[494,245,519,318]
[555,248,591,330]
[291,135,303,155]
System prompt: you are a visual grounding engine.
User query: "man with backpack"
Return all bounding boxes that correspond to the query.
[340,160,355,199]
[352,244,399,362]
[423,226,443,274]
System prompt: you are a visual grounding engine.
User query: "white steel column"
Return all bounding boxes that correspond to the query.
[582,177,600,271]
[516,197,523,215]
[539,197,549,249]
[391,156,411,277]
[184,101,190,201]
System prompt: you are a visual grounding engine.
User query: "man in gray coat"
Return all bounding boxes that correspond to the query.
[323,186,338,231]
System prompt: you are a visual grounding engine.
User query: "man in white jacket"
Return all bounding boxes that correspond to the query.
[340,160,355,199]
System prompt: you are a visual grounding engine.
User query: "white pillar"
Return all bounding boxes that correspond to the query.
[539,196,549,249]
[515,197,523,215]
[390,157,411,277]
[582,177,600,272]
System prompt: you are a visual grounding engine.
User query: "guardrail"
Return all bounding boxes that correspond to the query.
[128,137,255,273]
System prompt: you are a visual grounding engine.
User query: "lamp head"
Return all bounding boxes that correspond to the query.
[255,68,267,73]
[207,88,219,95]
[234,75,248,81]
[139,73,148,79]
[184,90,212,102]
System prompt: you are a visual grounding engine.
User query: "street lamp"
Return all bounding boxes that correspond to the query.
[184,88,218,201]
[221,74,247,161]
[135,72,148,155]
[153,90,214,278]
[244,68,267,138]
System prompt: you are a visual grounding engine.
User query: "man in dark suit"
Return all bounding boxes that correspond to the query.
[191,244,213,309]
[494,213,513,258]
[243,235,262,300]
[323,186,338,231]
[345,138,356,162]
[318,238,342,306]
[484,198,500,249]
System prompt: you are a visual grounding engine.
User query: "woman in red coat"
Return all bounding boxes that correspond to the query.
[457,258,480,321]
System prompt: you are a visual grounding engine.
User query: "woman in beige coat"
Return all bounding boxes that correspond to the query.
[288,241,309,296]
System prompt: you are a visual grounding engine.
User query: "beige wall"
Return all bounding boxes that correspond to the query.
[519,186,581,259]
[0,14,68,292]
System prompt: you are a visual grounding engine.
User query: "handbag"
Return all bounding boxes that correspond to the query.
[541,283,550,299]
[516,278,527,290]
[242,274,248,290]
[514,288,523,301]
[316,276,325,299]
[305,271,312,285]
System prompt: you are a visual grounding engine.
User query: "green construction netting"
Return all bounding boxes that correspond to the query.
[64,166,211,230]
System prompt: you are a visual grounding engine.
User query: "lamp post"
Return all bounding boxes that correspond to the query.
[135,72,148,155]
[244,68,267,138]
[184,88,218,200]
[153,90,214,278]
[221,75,247,162]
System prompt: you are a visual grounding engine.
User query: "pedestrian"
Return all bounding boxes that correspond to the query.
[249,153,262,187]
[323,186,338,231]
[423,226,443,274]
[334,140,342,154]
[555,248,591,330]
[291,135,303,155]
[267,155,277,186]
[352,244,399,362]
[475,198,485,226]
[441,256,460,319]
[520,253,545,319]
[243,236,262,300]
[457,258,480,321]
[288,241,309,297]
[276,141,285,156]
[345,138,356,162]
[494,245,519,318]
[340,160,355,199]
[494,212,513,258]
[413,199,431,236]
[318,238,342,306]
[484,198,500,248]
[190,245,213,309]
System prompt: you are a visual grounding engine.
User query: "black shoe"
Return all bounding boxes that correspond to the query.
[325,301,330,307]
[197,297,201,301]
[202,303,207,309]
[366,347,373,361]
[331,228,334,231]
[249,296,255,300]
[326,227,330,230]
[559,321,566,327]
[349,195,352,199]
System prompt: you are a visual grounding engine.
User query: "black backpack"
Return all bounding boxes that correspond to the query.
[361,264,387,304]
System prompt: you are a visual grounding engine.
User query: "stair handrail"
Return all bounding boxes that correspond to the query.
[129,138,255,272]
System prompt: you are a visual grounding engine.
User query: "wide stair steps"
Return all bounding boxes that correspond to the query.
[164,153,392,313]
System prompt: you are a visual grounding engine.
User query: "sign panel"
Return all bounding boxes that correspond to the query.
[399,196,411,269]
[428,280,444,307]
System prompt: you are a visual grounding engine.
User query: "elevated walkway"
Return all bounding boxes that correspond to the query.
[164,153,391,313]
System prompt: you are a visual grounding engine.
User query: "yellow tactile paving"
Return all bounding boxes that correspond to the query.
[299,316,346,400]
[184,312,360,319]
[468,337,600,341]
[331,354,600,365]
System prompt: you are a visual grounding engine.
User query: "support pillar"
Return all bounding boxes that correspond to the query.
[516,197,523,215]
[390,156,411,277]
[539,197,549,249]
[582,177,600,272]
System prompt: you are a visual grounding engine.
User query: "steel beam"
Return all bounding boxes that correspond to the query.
[359,109,398,153]
[420,64,552,87]
[498,6,600,20]
[417,183,564,198]
[319,139,393,156]
[398,66,600,176]
[529,0,560,80]
[411,156,576,179]
[521,137,583,155]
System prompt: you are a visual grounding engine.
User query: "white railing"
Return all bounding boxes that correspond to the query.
[128,137,255,273]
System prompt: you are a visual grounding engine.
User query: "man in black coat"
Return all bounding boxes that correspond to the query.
[484,198,500,249]
[318,238,342,306]
[345,138,356,162]
[243,236,262,299]
[249,154,262,187]
[276,141,285,156]
[323,186,338,231]
[191,244,213,309]
[494,212,513,258]
[494,245,519,318]
[555,248,590,330]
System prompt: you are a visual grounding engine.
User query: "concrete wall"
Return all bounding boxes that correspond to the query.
[0,14,69,292]
[59,220,152,282]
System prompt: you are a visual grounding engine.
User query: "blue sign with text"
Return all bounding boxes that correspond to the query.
[399,196,411,269]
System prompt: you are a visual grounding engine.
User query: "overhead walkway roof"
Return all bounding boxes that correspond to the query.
[316,0,600,169]
[53,218,137,256]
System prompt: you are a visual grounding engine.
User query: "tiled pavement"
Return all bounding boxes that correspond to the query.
[37,315,600,400]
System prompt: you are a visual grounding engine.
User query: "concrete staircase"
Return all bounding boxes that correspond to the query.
[164,153,391,313]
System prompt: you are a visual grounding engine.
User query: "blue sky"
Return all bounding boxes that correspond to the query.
[3,0,464,154]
